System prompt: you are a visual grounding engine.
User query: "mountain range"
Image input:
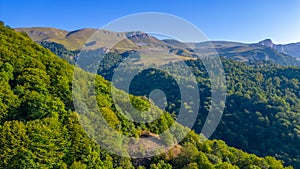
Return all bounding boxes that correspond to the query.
[16,27,300,67]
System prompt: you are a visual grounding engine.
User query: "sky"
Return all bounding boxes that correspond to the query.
[0,0,299,44]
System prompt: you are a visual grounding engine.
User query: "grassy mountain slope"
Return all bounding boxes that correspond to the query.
[15,27,97,50]
[0,23,292,168]
[14,27,68,41]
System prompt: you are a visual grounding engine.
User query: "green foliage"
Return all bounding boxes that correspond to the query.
[70,161,87,169]
[150,160,172,169]
[0,23,292,168]
[97,51,300,168]
[39,41,78,64]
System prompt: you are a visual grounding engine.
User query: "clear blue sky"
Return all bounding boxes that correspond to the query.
[0,0,299,44]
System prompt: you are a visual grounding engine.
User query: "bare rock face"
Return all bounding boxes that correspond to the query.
[259,39,274,48]
[126,31,149,39]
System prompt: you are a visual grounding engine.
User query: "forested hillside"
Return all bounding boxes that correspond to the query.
[0,22,292,168]
[38,41,78,64]
[97,52,300,168]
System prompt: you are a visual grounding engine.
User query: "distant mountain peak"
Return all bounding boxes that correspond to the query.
[126,31,147,38]
[259,39,274,48]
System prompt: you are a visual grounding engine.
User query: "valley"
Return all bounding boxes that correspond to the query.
[8,25,300,168]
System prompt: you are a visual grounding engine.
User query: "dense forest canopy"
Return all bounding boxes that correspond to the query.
[0,22,294,168]
[96,52,300,167]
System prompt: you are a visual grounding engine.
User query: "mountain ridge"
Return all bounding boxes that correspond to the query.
[16,27,300,66]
